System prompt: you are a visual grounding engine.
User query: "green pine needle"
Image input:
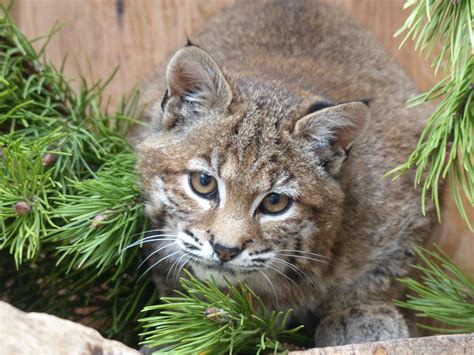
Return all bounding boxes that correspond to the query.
[0,137,57,266]
[396,246,474,333]
[0,3,147,273]
[140,271,311,354]
[49,153,147,273]
[0,4,157,344]
[390,0,474,229]
[395,0,473,76]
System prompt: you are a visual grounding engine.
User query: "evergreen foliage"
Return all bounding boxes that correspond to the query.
[391,0,474,336]
[140,271,312,354]
[0,5,157,344]
[390,0,473,229]
[396,246,474,334]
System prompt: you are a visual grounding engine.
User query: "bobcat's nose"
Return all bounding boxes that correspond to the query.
[213,243,241,262]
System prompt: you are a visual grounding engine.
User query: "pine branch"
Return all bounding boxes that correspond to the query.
[140,271,311,354]
[390,0,474,229]
[0,137,57,266]
[395,0,473,76]
[0,2,147,266]
[49,153,147,274]
[396,246,474,333]
[0,5,158,344]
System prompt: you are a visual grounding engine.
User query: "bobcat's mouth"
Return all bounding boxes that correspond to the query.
[187,253,261,275]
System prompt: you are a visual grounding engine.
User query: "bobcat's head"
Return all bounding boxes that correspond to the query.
[137,45,369,303]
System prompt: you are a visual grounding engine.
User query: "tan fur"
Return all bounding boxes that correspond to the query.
[136,0,435,346]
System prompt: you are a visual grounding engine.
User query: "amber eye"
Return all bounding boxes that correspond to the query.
[189,172,218,197]
[260,193,291,215]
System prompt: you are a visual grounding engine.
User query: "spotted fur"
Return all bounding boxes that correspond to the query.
[136,0,435,346]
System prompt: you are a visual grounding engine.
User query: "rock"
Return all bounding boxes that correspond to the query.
[0,301,140,355]
[290,332,474,355]
[1,300,472,355]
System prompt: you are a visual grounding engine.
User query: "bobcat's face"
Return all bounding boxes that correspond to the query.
[137,46,368,300]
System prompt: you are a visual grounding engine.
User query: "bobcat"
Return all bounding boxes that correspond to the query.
[137,0,435,347]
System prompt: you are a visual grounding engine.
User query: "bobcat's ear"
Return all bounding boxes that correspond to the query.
[161,45,232,128]
[294,101,370,174]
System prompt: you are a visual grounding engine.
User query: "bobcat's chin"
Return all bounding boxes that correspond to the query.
[190,261,259,288]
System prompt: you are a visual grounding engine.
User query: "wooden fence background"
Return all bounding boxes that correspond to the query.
[9,0,473,275]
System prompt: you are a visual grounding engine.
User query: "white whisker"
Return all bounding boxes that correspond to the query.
[140,234,177,240]
[258,270,279,309]
[278,249,329,259]
[124,237,176,251]
[277,253,331,265]
[126,233,176,246]
[167,252,190,281]
[129,228,174,239]
[264,263,302,295]
[138,242,177,269]
[139,250,182,281]
[174,253,191,280]
[272,257,316,286]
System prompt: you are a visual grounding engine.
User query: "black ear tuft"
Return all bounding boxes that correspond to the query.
[185,35,198,47]
[358,98,372,106]
[160,89,169,111]
[306,100,335,115]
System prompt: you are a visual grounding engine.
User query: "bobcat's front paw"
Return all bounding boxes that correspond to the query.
[314,303,409,347]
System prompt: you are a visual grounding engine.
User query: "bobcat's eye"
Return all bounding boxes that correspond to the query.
[260,193,291,215]
[189,172,218,197]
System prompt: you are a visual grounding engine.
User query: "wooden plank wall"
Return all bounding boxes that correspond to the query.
[10,0,439,103]
[9,0,473,275]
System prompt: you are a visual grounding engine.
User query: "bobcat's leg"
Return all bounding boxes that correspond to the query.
[314,303,409,347]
